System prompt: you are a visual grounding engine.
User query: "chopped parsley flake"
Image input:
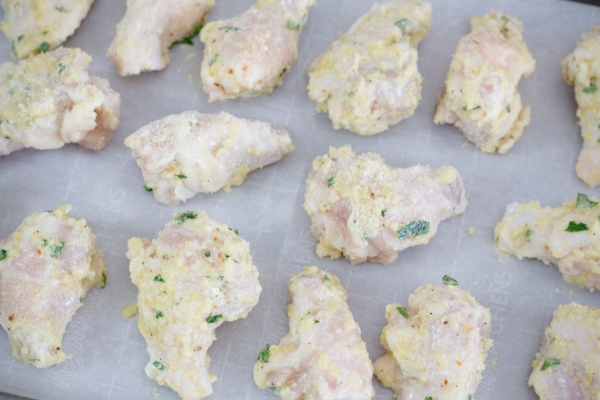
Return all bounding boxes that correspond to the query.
[218,26,240,33]
[396,220,429,241]
[501,15,510,21]
[525,229,532,242]
[17,35,23,42]
[153,361,164,371]
[156,310,163,319]
[348,91,355,98]
[287,20,300,30]
[463,105,481,111]
[397,307,409,318]
[506,104,511,113]
[583,82,597,94]
[218,275,224,281]
[209,53,219,66]
[425,397,433,400]
[576,193,598,209]
[101,272,106,288]
[204,251,211,257]
[55,6,69,13]
[327,177,335,187]
[144,184,153,192]
[395,18,411,34]
[565,221,589,232]
[363,231,371,243]
[269,386,281,392]
[206,314,222,323]
[257,344,270,363]
[381,209,388,217]
[154,274,165,282]
[37,42,49,53]
[228,227,239,235]
[541,358,560,371]
[175,211,197,225]
[58,63,68,74]
[323,275,329,282]
[0,249,6,261]
[172,23,203,46]
[443,275,459,286]
[315,320,320,324]
[279,67,287,77]
[50,242,65,258]
[175,173,187,179]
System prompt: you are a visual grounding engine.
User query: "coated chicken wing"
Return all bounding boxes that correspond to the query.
[0,47,121,157]
[434,11,535,153]
[373,279,493,399]
[125,111,294,206]
[107,0,215,76]
[126,211,261,400]
[200,0,315,102]
[1,0,94,59]
[562,27,600,187]
[307,0,431,135]
[494,193,600,291]
[303,145,467,265]
[529,303,600,400]
[253,266,374,400]
[0,205,105,368]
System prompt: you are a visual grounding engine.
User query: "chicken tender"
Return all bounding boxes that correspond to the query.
[303,145,467,265]
[0,47,121,157]
[307,0,431,135]
[125,111,294,206]
[126,211,261,400]
[529,303,600,400]
[107,0,215,76]
[253,266,374,400]
[1,0,94,59]
[373,278,493,399]
[562,27,600,187]
[200,0,315,102]
[495,193,600,291]
[0,205,105,368]
[434,11,535,153]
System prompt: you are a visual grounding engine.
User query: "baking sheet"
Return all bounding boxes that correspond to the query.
[1,0,600,398]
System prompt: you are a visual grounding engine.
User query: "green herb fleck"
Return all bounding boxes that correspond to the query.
[257,344,270,363]
[144,184,153,192]
[172,23,203,46]
[397,307,409,318]
[175,173,187,179]
[153,361,164,371]
[287,20,301,30]
[58,63,68,74]
[396,220,429,241]
[55,6,69,13]
[269,386,281,392]
[463,105,481,111]
[279,67,287,77]
[218,26,240,33]
[218,275,224,281]
[327,177,335,187]
[584,82,597,94]
[0,249,6,261]
[101,272,106,288]
[323,275,329,282]
[204,251,211,257]
[348,91,355,98]
[525,229,532,242]
[206,314,222,324]
[42,239,48,246]
[363,231,371,243]
[501,15,510,21]
[506,104,511,113]
[209,53,219,66]
[156,310,163,319]
[50,242,65,258]
[175,211,198,225]
[315,320,320,324]
[154,274,165,282]
[37,42,49,53]
[425,397,433,400]
[576,193,598,209]
[395,18,411,34]
[228,227,239,235]
[565,221,589,232]
[381,209,388,217]
[17,34,23,42]
[443,275,459,286]
[541,358,560,371]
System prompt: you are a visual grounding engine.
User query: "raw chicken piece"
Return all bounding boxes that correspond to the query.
[0,205,105,368]
[303,145,467,265]
[126,211,261,400]
[434,11,536,154]
[107,0,215,76]
[125,111,294,206]
[1,0,94,59]
[494,193,600,291]
[200,0,315,102]
[253,266,374,400]
[529,302,600,400]
[307,0,431,135]
[562,27,600,187]
[373,279,493,399]
[0,47,121,157]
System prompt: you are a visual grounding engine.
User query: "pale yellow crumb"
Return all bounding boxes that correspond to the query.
[460,141,468,148]
[467,227,475,236]
[121,303,139,319]
[187,73,195,84]
[185,51,196,60]
[490,357,498,367]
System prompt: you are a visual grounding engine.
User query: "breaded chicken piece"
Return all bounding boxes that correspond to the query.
[0,205,105,368]
[107,0,215,76]
[307,0,431,135]
[126,211,261,400]
[303,146,467,265]
[125,111,294,206]
[495,193,600,291]
[434,11,535,153]
[529,303,600,400]
[562,27,600,187]
[200,0,315,102]
[374,279,493,399]
[253,266,374,400]
[0,47,121,157]
[1,0,94,59]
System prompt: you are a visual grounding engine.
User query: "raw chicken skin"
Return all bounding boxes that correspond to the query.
[529,303,600,400]
[307,0,431,135]
[126,211,261,400]
[562,27,600,187]
[0,204,105,368]
[373,282,493,399]
[434,11,535,153]
[200,0,315,102]
[253,266,374,400]
[107,0,215,76]
[494,194,600,291]
[0,47,121,157]
[303,145,467,265]
[125,111,294,206]
[1,0,94,59]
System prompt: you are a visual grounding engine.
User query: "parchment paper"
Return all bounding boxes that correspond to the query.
[1,0,600,398]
